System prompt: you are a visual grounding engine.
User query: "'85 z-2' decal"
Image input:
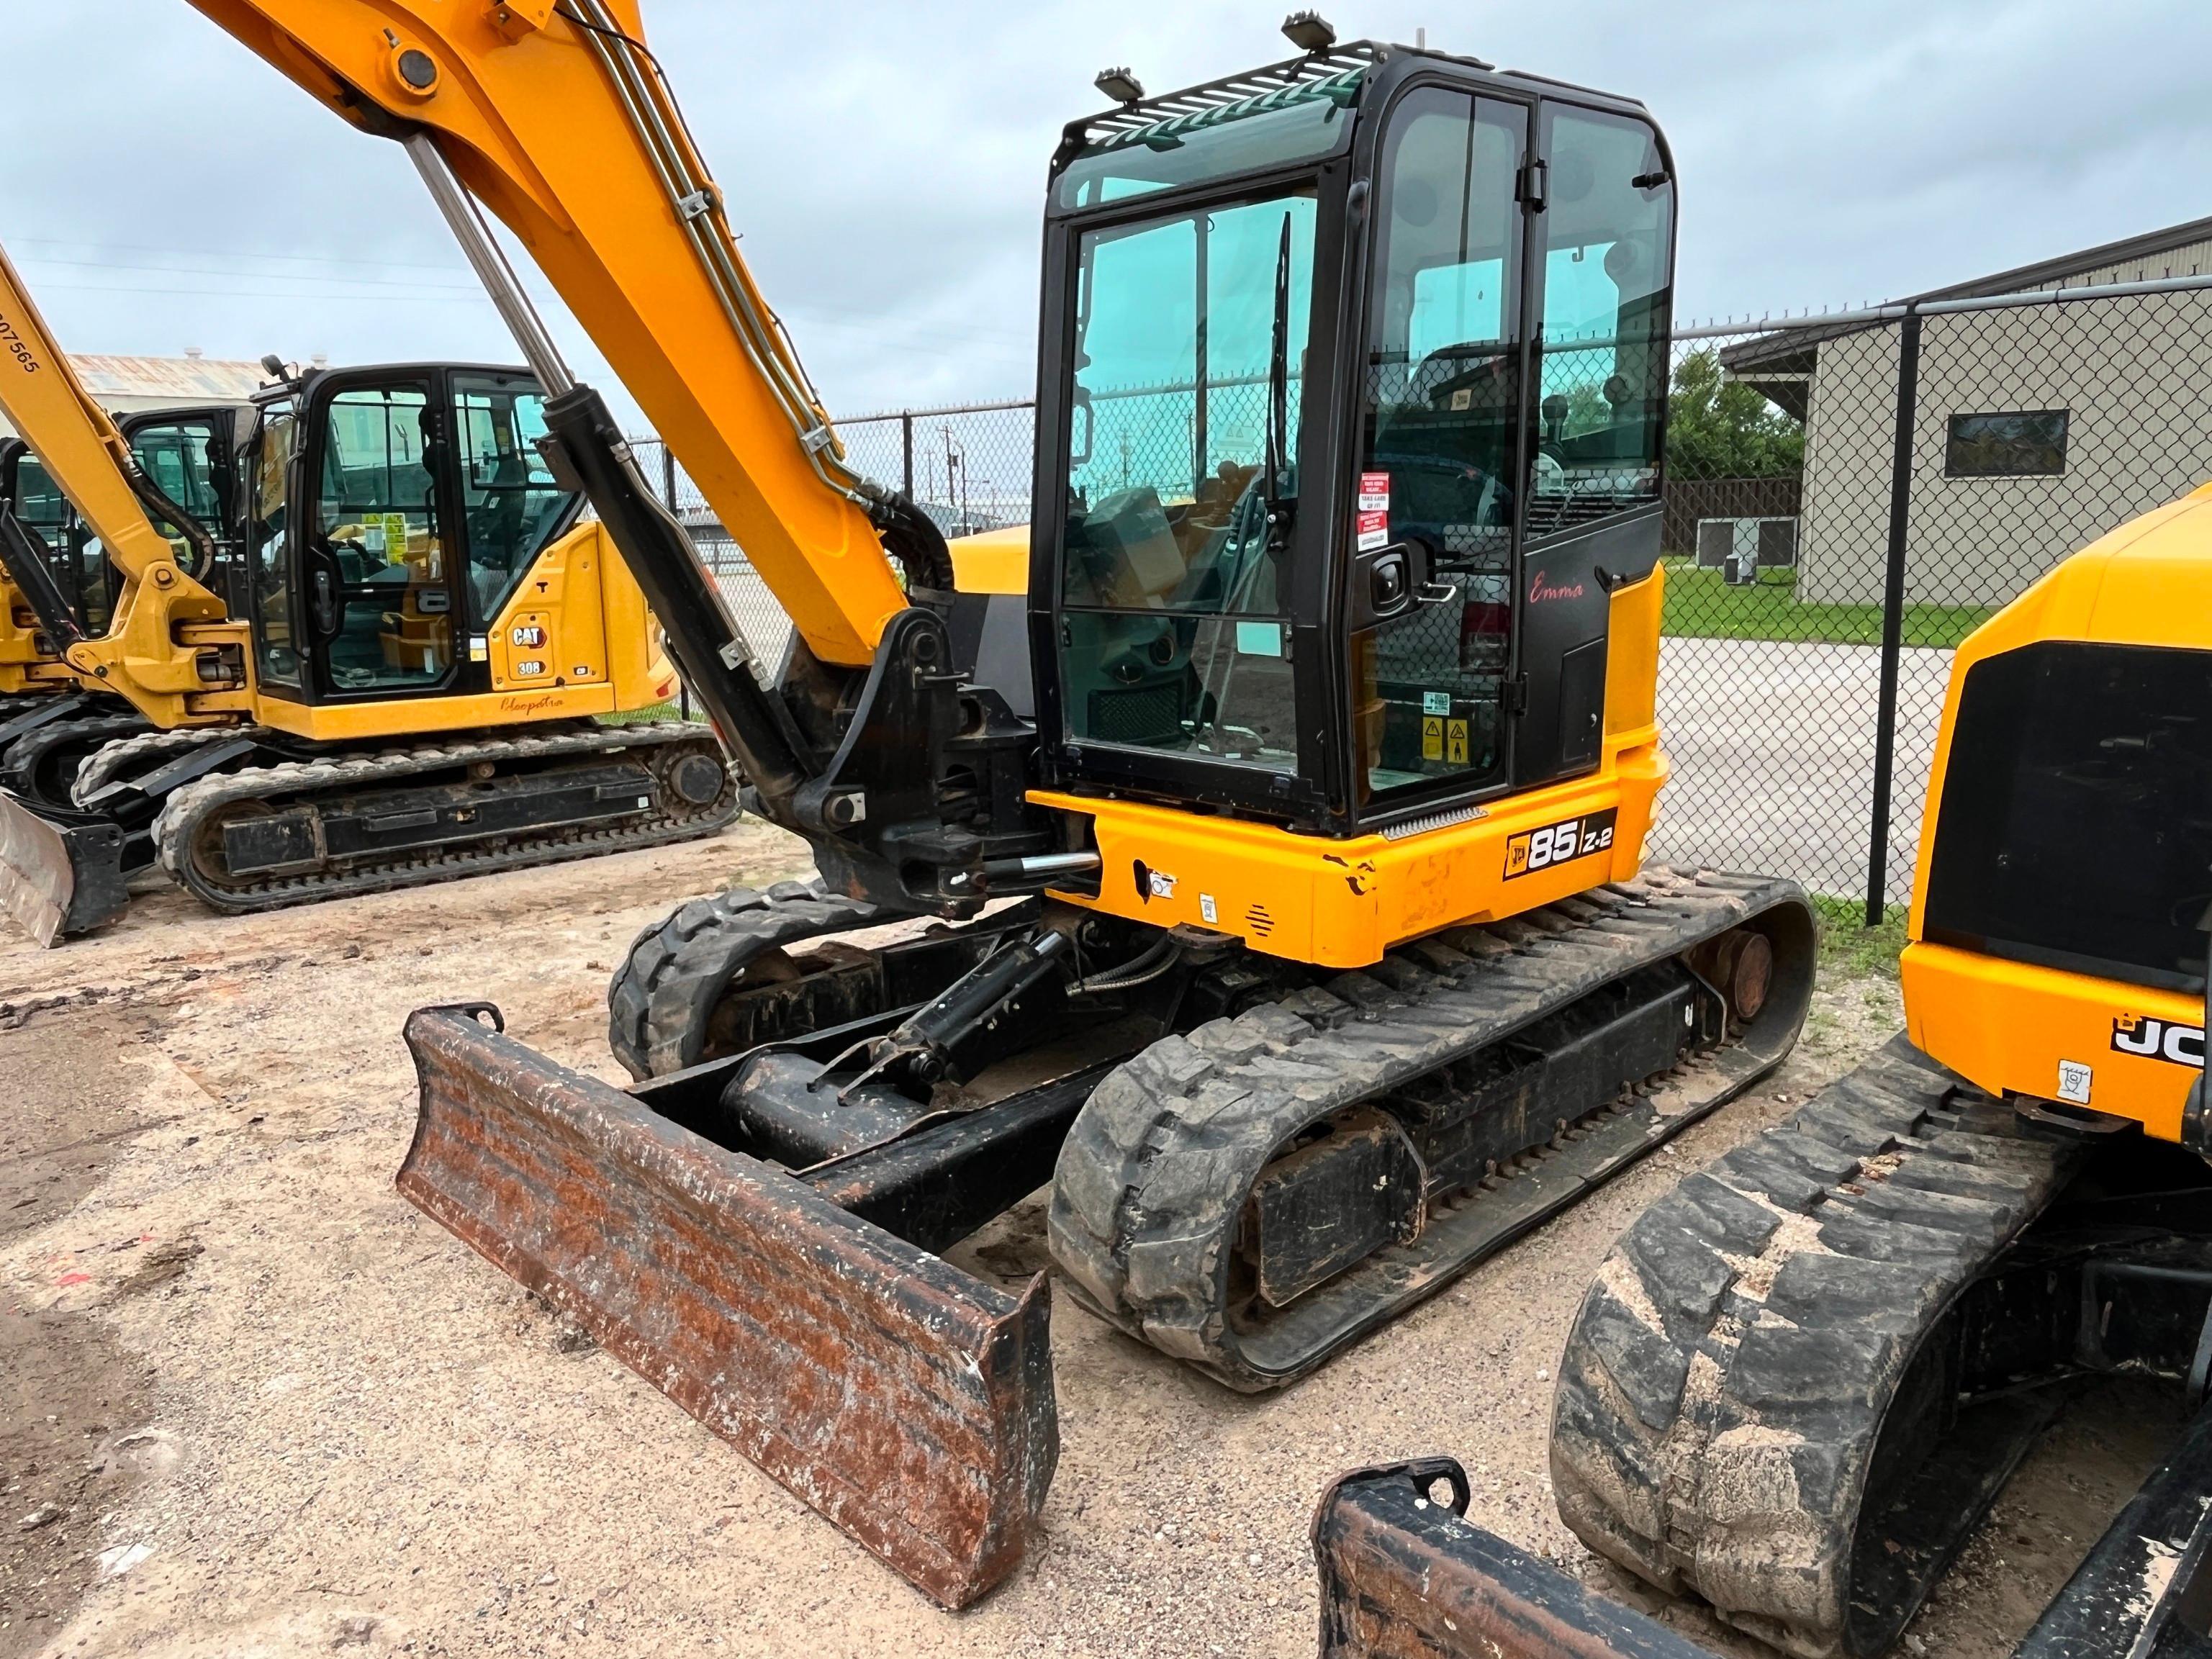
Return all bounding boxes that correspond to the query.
[1505,808,1617,880]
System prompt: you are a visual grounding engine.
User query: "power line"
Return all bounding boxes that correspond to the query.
[9,233,481,277]
[10,238,1031,345]
[19,253,480,292]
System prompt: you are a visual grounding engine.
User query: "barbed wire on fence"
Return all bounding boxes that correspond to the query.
[628,273,2212,913]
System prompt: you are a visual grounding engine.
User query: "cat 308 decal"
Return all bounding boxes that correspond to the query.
[1504,809,1617,880]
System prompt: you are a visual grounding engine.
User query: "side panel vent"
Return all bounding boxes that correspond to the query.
[1246,903,1275,939]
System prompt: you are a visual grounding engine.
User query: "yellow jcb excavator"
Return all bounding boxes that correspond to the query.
[1313,497,2211,1659]
[186,0,1818,1609]
[0,235,736,944]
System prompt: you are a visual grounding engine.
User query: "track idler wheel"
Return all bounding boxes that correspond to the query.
[1688,925,1774,1023]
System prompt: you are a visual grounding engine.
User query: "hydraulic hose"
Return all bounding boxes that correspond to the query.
[1074,934,1183,995]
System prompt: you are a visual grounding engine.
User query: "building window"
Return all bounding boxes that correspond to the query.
[1945,410,2069,478]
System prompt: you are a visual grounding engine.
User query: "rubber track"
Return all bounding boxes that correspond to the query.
[1,714,150,810]
[1047,867,1808,1391]
[70,723,271,808]
[1548,1033,2075,1659]
[149,721,736,918]
[605,879,888,1081]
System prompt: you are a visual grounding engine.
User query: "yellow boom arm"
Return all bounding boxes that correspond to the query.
[187,0,913,669]
[0,240,247,722]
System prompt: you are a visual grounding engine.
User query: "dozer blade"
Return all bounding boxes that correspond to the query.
[1314,1459,1715,1659]
[397,1004,1057,1608]
[0,789,127,946]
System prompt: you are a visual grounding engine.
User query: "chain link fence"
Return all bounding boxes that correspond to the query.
[1663,275,2212,913]
[632,274,2212,912]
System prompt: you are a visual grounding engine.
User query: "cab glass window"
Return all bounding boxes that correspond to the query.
[451,373,569,625]
[316,384,450,692]
[12,454,74,553]
[8,455,113,633]
[130,417,230,579]
[1531,106,1673,536]
[1926,642,2212,992]
[248,402,302,687]
[1058,186,1316,772]
[1355,90,1527,804]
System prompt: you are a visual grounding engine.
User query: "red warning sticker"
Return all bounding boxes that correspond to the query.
[1355,508,1389,551]
[1357,471,1391,512]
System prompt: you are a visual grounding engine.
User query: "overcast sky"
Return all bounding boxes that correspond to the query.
[9,1,2211,425]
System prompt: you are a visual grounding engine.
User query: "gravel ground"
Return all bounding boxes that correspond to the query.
[0,828,2177,1658]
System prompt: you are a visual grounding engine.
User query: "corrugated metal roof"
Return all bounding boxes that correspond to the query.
[67,354,269,401]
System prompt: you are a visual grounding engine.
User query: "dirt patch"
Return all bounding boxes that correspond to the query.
[0,836,2177,1657]
[0,1018,168,1656]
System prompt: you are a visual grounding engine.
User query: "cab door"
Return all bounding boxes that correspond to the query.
[1512,101,1675,788]
[299,374,460,700]
[1345,89,1532,816]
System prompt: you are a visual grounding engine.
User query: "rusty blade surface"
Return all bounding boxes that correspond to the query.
[398,1005,1057,1609]
[1314,1460,1716,1659]
[0,790,126,946]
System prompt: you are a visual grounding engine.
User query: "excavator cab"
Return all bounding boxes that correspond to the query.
[240,363,580,705]
[0,407,243,810]
[1034,45,1674,833]
[1,406,239,641]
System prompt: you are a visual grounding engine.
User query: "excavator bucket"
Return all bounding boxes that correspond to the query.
[397,1004,1058,1608]
[0,790,127,946]
[1313,1459,1710,1659]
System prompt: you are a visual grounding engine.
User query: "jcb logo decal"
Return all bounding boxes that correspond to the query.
[2112,1016,2205,1069]
[1506,808,1617,880]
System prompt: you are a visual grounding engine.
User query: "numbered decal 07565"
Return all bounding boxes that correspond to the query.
[1504,808,1618,880]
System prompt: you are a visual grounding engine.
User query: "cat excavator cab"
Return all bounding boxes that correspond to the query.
[0,400,245,812]
[0,237,735,943]
[186,0,1818,1608]
[1315,494,2212,1659]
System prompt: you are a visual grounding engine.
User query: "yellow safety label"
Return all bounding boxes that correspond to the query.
[1447,718,1469,764]
[1421,715,1443,761]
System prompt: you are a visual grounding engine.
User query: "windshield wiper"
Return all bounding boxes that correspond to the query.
[1263,211,1293,510]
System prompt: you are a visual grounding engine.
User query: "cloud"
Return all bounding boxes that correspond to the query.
[6,0,2208,421]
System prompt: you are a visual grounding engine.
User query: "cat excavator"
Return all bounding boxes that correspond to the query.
[0,234,736,943]
[1313,497,2212,1658]
[186,0,1820,1609]
[0,433,151,812]
[0,364,252,813]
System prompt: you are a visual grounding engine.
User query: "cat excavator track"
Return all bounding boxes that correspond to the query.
[0,710,150,813]
[143,720,735,916]
[67,722,256,809]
